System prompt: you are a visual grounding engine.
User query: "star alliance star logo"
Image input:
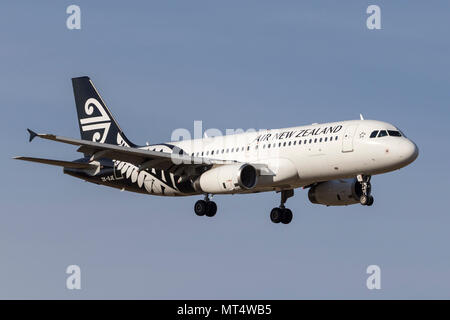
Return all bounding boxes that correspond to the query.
[359,132,366,139]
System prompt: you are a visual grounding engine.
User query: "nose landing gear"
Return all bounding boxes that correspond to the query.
[357,174,374,206]
[194,194,217,217]
[270,189,294,224]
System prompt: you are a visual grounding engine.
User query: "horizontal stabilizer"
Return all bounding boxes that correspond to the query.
[14,156,96,169]
[27,128,38,142]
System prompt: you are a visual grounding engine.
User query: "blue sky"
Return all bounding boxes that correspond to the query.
[1,1,449,299]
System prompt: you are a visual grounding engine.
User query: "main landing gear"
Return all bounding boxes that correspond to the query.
[194,194,217,217]
[270,189,294,224]
[358,174,374,206]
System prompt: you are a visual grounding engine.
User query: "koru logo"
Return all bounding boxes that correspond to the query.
[80,98,111,143]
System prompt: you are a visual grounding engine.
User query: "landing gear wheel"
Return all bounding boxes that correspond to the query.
[270,208,282,223]
[360,195,374,206]
[194,200,207,216]
[270,189,294,225]
[360,195,368,206]
[205,201,217,217]
[281,209,293,224]
[357,175,373,207]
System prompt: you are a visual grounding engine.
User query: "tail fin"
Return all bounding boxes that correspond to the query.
[71,76,136,147]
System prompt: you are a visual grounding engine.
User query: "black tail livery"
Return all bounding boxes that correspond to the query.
[71,76,136,147]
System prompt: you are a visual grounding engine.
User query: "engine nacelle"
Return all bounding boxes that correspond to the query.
[308,178,362,206]
[195,163,258,194]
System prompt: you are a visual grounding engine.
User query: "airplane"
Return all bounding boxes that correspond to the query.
[15,76,419,225]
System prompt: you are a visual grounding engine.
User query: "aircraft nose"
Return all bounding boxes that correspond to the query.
[399,139,419,165]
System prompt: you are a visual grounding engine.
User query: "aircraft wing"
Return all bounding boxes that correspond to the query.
[23,129,239,174]
[14,156,97,169]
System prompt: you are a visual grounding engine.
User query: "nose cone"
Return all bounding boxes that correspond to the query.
[399,139,419,166]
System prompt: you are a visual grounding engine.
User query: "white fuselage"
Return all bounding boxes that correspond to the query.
[128,119,418,196]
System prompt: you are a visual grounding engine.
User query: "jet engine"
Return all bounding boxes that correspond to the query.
[195,163,258,194]
[308,178,363,206]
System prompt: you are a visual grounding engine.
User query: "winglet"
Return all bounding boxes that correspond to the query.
[359,114,365,120]
[27,128,38,142]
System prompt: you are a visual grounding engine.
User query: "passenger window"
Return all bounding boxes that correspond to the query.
[283,142,286,146]
[324,137,328,142]
[309,139,312,144]
[370,130,379,138]
[388,130,401,137]
[211,150,214,155]
[378,130,388,137]
[268,144,271,149]
[278,142,281,147]
[288,141,291,146]
[335,136,338,140]
[294,141,297,145]
[319,138,322,142]
[314,138,317,143]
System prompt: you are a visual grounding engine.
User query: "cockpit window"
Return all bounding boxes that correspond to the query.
[370,129,402,138]
[388,130,401,137]
[378,130,388,137]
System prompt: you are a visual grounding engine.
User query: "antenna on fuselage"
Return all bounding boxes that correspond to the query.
[360,114,365,120]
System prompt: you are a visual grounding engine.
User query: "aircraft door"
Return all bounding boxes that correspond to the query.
[342,125,358,153]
